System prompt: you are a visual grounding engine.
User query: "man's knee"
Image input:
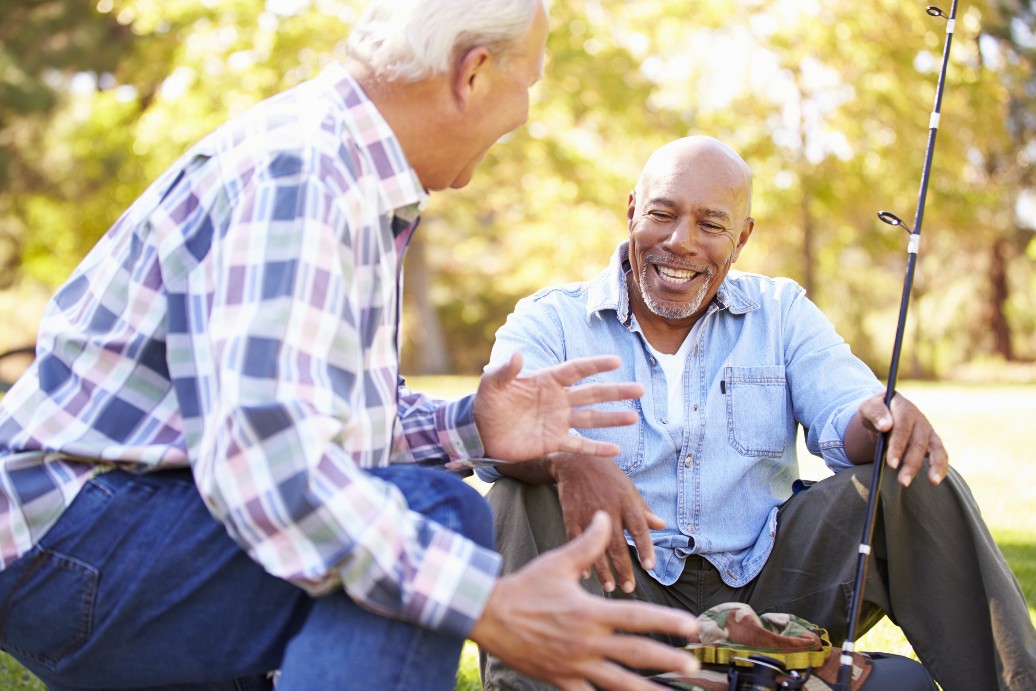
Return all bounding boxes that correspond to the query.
[484,478,569,575]
[370,466,495,550]
[422,471,495,550]
[486,478,560,516]
[438,473,495,549]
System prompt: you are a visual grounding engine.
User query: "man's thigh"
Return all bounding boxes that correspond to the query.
[0,464,490,690]
[0,467,307,689]
[277,466,492,691]
[745,466,886,642]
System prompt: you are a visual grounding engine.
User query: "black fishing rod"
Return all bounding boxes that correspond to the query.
[834,2,958,689]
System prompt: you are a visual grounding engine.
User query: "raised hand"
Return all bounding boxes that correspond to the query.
[470,511,699,691]
[474,352,645,461]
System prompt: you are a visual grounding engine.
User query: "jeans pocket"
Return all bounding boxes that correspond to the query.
[0,545,98,670]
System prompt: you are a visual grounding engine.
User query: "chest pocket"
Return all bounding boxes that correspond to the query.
[724,365,787,458]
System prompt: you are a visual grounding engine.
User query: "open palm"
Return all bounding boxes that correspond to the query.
[473,353,644,461]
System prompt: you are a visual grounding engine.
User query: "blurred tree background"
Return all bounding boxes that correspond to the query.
[1,0,1034,380]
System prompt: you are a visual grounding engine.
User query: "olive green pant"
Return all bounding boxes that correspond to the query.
[479,464,1036,691]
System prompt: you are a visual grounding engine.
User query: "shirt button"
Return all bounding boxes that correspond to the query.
[684,453,693,467]
[660,416,668,424]
[693,404,699,412]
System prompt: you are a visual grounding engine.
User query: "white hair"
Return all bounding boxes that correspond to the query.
[346,0,545,82]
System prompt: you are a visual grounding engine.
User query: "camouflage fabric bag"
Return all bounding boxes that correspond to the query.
[687,602,834,669]
[650,602,874,690]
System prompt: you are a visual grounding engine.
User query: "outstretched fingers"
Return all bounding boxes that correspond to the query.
[588,633,700,686]
[583,659,690,691]
[472,512,699,689]
[557,434,623,458]
[590,597,699,641]
[565,381,643,437]
[550,627,699,691]
[548,355,625,386]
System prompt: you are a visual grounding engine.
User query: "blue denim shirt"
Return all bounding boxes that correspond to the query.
[479,243,882,587]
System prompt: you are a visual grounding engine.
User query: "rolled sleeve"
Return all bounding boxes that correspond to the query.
[395,387,485,465]
[781,287,883,472]
[391,517,502,636]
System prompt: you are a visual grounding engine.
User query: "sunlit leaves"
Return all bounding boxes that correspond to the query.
[0,0,1032,371]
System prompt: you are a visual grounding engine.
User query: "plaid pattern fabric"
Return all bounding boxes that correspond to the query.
[0,63,499,637]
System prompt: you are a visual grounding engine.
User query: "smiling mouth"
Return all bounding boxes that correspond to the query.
[654,264,700,285]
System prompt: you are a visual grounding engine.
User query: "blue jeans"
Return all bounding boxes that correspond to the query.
[0,465,493,690]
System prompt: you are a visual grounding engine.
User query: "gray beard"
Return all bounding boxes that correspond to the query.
[637,263,714,320]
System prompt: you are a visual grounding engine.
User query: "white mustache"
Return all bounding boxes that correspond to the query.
[644,254,712,276]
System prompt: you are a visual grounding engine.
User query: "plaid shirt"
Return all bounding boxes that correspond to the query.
[0,63,501,637]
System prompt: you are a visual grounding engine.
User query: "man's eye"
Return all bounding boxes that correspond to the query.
[703,224,725,233]
[648,211,670,220]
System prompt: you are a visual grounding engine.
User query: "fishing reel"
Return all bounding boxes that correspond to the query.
[726,655,810,691]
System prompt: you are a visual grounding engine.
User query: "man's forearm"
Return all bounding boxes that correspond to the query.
[497,457,555,484]
[843,411,879,464]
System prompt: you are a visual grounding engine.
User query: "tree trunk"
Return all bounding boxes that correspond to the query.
[987,237,1015,361]
[403,232,451,374]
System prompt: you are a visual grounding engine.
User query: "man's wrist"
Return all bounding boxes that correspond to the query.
[500,456,554,484]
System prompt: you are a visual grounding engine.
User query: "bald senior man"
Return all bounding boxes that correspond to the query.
[478,136,1036,691]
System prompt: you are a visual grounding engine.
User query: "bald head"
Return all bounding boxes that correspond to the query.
[625,136,756,339]
[635,136,753,219]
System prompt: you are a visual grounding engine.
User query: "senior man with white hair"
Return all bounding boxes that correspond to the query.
[0,2,701,690]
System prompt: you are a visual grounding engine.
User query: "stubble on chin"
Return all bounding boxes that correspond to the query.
[637,262,714,320]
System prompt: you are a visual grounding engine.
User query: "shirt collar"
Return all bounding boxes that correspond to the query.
[321,63,429,218]
[586,241,760,325]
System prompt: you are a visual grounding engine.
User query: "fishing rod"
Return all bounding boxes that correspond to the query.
[834,2,958,689]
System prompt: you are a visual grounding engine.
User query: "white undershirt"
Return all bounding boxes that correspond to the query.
[643,320,701,423]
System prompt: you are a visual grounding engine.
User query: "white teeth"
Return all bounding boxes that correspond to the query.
[656,265,697,284]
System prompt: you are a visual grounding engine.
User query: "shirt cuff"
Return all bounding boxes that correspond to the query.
[474,465,504,483]
[820,391,878,471]
[405,521,503,638]
[436,394,485,462]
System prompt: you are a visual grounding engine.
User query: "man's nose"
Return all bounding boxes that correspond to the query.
[663,219,699,254]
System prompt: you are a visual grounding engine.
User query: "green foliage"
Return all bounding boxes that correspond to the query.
[1,0,1034,371]
[455,641,484,691]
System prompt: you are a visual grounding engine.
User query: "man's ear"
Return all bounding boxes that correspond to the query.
[626,190,637,228]
[731,217,755,262]
[452,46,492,111]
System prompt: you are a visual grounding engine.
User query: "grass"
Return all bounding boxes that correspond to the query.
[1,380,1032,689]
